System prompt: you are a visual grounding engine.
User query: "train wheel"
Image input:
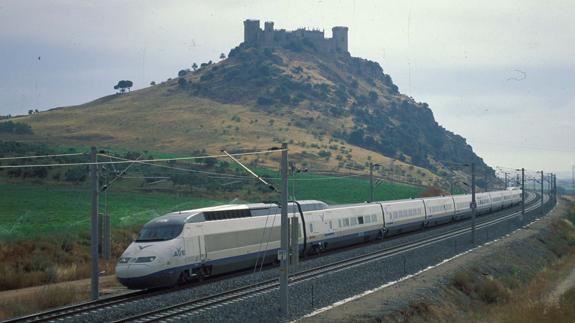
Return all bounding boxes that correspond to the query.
[201,265,212,277]
[177,270,191,285]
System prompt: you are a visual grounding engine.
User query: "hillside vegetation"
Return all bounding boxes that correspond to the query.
[4,38,498,189]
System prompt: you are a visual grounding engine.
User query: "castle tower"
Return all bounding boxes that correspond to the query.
[263,21,274,46]
[332,26,349,53]
[244,19,261,44]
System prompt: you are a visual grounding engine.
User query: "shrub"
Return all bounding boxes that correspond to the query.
[64,167,88,183]
[178,78,188,88]
[318,150,331,158]
[257,96,275,106]
[0,121,33,134]
[453,271,474,295]
[477,279,509,304]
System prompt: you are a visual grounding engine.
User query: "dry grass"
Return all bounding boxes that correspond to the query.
[0,285,88,320]
[480,258,575,323]
[472,198,575,322]
[0,230,133,291]
[452,271,510,305]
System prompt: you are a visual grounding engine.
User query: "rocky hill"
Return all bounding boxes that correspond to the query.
[5,36,497,189]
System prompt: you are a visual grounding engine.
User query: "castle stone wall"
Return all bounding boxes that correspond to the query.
[242,20,349,55]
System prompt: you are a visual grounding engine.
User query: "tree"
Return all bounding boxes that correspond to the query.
[150,81,156,86]
[192,63,198,71]
[219,53,226,60]
[178,78,188,89]
[34,109,39,114]
[178,69,188,77]
[113,80,133,94]
[28,109,33,115]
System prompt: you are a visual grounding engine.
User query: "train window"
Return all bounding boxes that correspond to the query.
[204,209,252,221]
[350,217,358,226]
[309,223,314,232]
[343,218,350,227]
[338,219,342,228]
[329,221,333,229]
[372,214,377,223]
[136,224,183,242]
[358,216,364,225]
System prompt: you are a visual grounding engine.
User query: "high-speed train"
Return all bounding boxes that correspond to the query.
[116,189,522,289]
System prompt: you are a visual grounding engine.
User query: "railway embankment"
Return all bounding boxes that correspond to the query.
[301,196,575,322]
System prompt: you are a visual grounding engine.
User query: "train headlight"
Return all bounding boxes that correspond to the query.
[118,257,131,264]
[135,256,157,263]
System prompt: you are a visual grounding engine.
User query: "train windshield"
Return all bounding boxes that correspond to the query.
[136,224,183,242]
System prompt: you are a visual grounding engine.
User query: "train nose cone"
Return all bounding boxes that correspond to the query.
[116,254,180,289]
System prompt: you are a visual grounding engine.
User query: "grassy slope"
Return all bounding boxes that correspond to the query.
[4,51,442,187]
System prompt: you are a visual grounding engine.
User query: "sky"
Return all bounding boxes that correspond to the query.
[0,0,573,179]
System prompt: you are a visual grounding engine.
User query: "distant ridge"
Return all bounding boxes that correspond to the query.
[6,20,498,189]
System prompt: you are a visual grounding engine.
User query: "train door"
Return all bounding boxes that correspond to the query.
[184,224,206,263]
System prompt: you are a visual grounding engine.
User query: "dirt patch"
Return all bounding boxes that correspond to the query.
[300,197,572,322]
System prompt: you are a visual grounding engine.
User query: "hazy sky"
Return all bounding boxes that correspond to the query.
[0,0,573,178]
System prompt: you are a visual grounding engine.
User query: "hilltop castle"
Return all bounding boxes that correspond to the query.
[243,20,349,55]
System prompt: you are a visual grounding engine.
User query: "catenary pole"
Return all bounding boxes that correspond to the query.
[540,171,544,216]
[521,168,525,223]
[556,174,559,202]
[369,162,374,202]
[552,173,556,203]
[90,147,99,300]
[471,163,476,244]
[279,143,289,316]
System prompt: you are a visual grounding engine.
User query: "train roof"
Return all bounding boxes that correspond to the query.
[143,200,328,226]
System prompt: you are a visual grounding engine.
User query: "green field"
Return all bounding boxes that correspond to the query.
[0,173,424,240]
[286,172,424,204]
[0,182,221,240]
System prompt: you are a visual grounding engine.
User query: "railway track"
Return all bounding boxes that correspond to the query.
[5,192,548,323]
[113,193,549,322]
[4,288,168,323]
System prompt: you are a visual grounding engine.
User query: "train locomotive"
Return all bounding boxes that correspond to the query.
[116,189,522,289]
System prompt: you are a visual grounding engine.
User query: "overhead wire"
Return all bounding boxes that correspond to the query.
[0,149,285,169]
[102,153,144,189]
[0,152,85,160]
[98,153,256,180]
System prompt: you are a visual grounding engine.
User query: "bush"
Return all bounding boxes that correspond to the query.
[453,271,474,295]
[0,121,32,134]
[178,78,188,88]
[257,96,275,106]
[477,279,509,304]
[64,167,88,183]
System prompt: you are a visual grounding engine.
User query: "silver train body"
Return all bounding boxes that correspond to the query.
[116,189,521,289]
